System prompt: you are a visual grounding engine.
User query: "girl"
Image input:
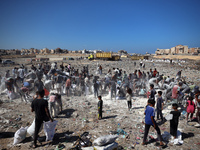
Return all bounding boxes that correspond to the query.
[186,96,195,122]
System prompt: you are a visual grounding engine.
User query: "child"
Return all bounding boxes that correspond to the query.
[98,95,103,120]
[142,99,164,147]
[49,93,57,118]
[186,96,195,122]
[194,94,200,127]
[126,88,132,111]
[156,91,164,122]
[149,84,156,100]
[33,91,39,99]
[170,103,181,139]
[56,93,63,112]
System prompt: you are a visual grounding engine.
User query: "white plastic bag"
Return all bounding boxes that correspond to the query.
[93,135,118,146]
[27,119,43,137]
[0,80,6,92]
[62,85,66,94]
[94,142,118,150]
[7,91,16,100]
[85,86,89,95]
[13,126,28,145]
[52,102,60,117]
[44,80,52,91]
[43,120,58,141]
[165,114,173,121]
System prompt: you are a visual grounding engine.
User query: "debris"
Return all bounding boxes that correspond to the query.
[93,135,118,146]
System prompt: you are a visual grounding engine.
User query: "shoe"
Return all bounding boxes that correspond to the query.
[194,123,200,127]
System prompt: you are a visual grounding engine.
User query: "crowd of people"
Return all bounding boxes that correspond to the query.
[0,60,200,148]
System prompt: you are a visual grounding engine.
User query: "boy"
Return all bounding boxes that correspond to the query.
[142,99,164,147]
[149,84,156,100]
[170,103,181,139]
[31,90,53,148]
[98,96,103,120]
[156,91,164,122]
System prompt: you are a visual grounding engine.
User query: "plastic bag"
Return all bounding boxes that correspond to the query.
[13,126,28,145]
[44,88,49,96]
[85,86,89,95]
[52,102,60,117]
[7,91,16,100]
[44,80,52,91]
[94,142,118,150]
[0,78,6,92]
[93,135,118,146]
[27,119,43,137]
[165,114,173,121]
[63,86,66,94]
[162,131,171,141]
[43,120,58,141]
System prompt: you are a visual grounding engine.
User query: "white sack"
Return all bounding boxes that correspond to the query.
[13,126,28,145]
[93,135,118,146]
[85,86,89,95]
[162,131,171,141]
[7,91,16,100]
[94,142,118,150]
[162,130,183,145]
[27,119,43,137]
[165,114,173,121]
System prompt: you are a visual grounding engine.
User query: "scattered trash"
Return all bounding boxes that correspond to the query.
[93,135,118,146]
[56,143,66,150]
[94,142,118,150]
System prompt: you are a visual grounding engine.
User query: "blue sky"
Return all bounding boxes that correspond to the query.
[0,0,200,54]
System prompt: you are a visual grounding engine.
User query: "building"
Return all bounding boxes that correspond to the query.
[156,45,199,55]
[155,48,171,55]
[188,47,200,54]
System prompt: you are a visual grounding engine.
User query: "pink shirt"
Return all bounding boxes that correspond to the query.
[172,85,179,99]
[187,100,195,113]
[49,95,56,102]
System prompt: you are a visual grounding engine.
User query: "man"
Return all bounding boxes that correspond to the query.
[149,84,156,100]
[18,67,25,83]
[156,91,164,122]
[110,77,116,100]
[31,90,53,148]
[56,74,63,94]
[97,96,103,120]
[34,79,44,92]
[12,67,17,78]
[93,77,99,98]
[176,70,182,79]
[65,77,71,96]
[36,68,43,80]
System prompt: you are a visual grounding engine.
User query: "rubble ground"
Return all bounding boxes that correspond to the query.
[0,58,200,150]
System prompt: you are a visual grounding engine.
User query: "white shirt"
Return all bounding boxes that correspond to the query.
[18,68,24,78]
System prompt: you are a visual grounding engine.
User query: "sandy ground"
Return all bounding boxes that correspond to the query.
[0,58,200,150]
[153,55,200,61]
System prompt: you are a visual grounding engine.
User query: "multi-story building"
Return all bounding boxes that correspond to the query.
[156,45,199,55]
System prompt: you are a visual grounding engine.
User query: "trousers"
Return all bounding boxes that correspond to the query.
[143,123,162,143]
[34,119,43,145]
[157,109,163,121]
